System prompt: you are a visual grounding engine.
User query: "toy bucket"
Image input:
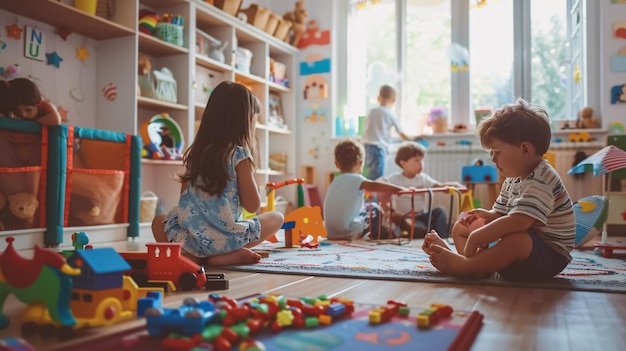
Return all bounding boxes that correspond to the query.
[140,191,158,223]
[74,0,98,16]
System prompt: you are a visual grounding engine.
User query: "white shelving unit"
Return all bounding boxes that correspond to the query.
[3,0,298,239]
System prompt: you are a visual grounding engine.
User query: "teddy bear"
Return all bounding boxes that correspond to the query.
[0,192,39,231]
[283,0,308,47]
[576,107,600,129]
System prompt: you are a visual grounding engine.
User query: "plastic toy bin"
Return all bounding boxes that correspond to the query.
[0,118,48,232]
[55,126,142,244]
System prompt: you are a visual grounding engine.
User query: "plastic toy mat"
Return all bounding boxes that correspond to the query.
[225,239,626,294]
[64,298,483,351]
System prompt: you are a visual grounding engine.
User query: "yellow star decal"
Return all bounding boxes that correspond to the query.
[6,23,23,40]
[76,46,89,61]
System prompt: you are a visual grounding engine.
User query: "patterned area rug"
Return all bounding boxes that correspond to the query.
[224,240,626,294]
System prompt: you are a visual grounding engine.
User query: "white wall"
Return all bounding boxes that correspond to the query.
[0,9,98,128]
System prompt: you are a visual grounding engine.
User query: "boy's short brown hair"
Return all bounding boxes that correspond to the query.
[379,85,396,100]
[395,142,426,167]
[334,139,364,171]
[478,98,551,155]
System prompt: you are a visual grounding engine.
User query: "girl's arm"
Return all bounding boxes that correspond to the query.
[236,158,261,213]
[35,99,62,126]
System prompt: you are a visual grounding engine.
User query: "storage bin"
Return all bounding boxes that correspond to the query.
[274,18,292,41]
[235,47,253,73]
[0,119,49,232]
[154,22,184,47]
[140,191,158,223]
[214,0,242,16]
[67,169,124,226]
[238,4,270,31]
[138,67,178,103]
[265,13,281,35]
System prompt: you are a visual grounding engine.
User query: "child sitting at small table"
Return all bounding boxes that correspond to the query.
[323,139,406,240]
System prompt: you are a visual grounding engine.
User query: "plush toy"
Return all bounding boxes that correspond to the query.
[283,0,308,47]
[576,107,600,129]
[8,193,39,220]
[0,192,39,230]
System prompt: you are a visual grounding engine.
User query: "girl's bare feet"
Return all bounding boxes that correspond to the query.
[422,230,450,255]
[206,248,261,266]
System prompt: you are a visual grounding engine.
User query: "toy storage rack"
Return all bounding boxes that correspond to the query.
[0,122,142,247]
[0,118,52,234]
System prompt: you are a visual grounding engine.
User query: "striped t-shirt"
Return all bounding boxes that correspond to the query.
[493,160,575,261]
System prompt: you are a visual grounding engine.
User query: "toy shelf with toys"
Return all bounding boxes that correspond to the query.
[2,0,299,240]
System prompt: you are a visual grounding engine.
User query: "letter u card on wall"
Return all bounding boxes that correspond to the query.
[24,26,45,61]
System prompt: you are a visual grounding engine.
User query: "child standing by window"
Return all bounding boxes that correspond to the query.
[386,142,462,238]
[423,98,575,281]
[324,138,407,240]
[152,81,284,266]
[361,85,421,180]
[0,78,62,126]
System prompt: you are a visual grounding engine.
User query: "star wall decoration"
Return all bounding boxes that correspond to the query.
[56,29,72,41]
[6,23,23,40]
[46,51,63,68]
[76,46,89,61]
[57,106,69,122]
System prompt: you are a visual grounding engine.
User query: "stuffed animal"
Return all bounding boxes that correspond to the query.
[576,107,600,129]
[8,193,39,220]
[0,192,39,230]
[283,0,308,47]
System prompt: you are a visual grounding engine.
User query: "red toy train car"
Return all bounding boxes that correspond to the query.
[119,243,207,292]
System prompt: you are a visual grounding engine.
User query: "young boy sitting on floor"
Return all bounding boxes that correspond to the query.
[422,98,575,281]
[323,139,406,240]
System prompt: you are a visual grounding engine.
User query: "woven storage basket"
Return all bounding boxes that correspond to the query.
[138,67,178,103]
[154,22,183,47]
[140,191,158,223]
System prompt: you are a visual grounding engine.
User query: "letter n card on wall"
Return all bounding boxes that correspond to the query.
[24,26,45,61]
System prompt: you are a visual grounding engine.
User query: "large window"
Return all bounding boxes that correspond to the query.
[340,0,590,136]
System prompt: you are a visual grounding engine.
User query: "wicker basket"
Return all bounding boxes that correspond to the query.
[138,67,178,103]
[140,191,158,223]
[214,0,242,16]
[154,22,183,47]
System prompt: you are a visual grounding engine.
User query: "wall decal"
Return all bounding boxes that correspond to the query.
[611,84,626,104]
[298,20,331,49]
[45,51,63,68]
[303,75,328,100]
[24,26,45,61]
[614,22,626,39]
[76,46,90,61]
[6,23,23,40]
[300,54,331,76]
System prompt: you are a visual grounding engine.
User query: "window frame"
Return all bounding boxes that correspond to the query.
[336,0,601,134]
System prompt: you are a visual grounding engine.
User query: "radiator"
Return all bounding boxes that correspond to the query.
[385,143,604,205]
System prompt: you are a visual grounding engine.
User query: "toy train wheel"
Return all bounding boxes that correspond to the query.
[21,321,38,337]
[95,298,124,326]
[179,272,198,291]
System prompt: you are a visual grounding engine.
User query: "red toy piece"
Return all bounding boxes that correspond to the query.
[119,243,208,291]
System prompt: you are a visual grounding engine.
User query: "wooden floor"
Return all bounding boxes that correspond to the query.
[2,237,626,351]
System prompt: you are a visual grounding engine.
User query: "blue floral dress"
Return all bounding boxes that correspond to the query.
[163,146,261,257]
